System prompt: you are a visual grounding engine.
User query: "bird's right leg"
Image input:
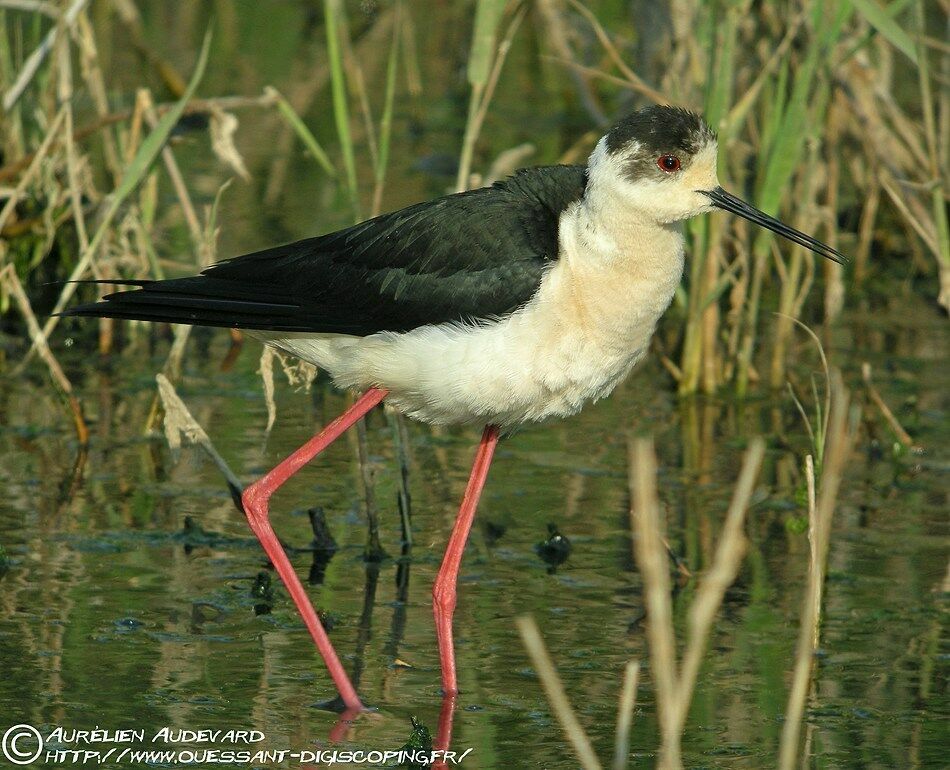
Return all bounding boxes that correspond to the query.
[240,387,388,712]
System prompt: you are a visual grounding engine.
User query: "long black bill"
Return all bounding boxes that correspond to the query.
[700,186,847,265]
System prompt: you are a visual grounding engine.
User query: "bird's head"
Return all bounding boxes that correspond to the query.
[591,105,845,264]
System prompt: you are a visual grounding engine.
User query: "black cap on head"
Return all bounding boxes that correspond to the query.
[605,105,715,157]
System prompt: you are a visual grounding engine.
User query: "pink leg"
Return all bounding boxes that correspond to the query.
[241,387,388,712]
[432,693,457,770]
[432,424,500,696]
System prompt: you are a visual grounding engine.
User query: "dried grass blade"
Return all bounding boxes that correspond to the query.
[516,615,603,770]
[24,27,212,365]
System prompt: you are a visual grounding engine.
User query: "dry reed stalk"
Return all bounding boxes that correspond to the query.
[55,17,87,252]
[74,8,122,182]
[612,660,640,770]
[563,0,667,104]
[913,1,949,267]
[140,90,203,248]
[770,149,822,389]
[155,373,243,505]
[0,93,276,185]
[854,170,881,283]
[672,438,763,724]
[861,362,918,450]
[0,264,87,445]
[53,16,108,353]
[778,371,857,770]
[259,347,278,435]
[515,615,603,770]
[628,435,764,768]
[21,29,212,371]
[1,0,89,112]
[0,106,66,234]
[0,1,59,17]
[455,1,526,192]
[627,437,679,769]
[822,99,846,322]
[535,0,607,126]
[804,454,818,647]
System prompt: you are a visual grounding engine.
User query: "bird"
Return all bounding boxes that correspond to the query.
[61,104,846,713]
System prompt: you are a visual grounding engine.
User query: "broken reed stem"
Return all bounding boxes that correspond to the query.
[778,372,857,770]
[627,437,680,769]
[516,615,603,770]
[259,347,278,434]
[155,373,243,505]
[613,660,640,770]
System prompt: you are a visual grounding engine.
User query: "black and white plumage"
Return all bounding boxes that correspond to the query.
[66,165,588,335]
[62,106,845,426]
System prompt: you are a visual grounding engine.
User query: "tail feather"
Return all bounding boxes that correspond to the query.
[57,278,311,331]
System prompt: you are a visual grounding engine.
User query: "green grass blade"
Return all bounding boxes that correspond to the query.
[849,0,918,65]
[325,0,360,219]
[267,86,338,178]
[375,3,401,189]
[113,29,212,202]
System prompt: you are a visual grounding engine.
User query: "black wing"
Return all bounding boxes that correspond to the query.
[61,165,588,336]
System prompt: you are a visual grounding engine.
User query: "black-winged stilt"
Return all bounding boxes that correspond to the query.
[62,105,845,712]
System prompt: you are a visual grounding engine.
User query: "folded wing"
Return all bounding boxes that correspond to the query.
[61,165,588,336]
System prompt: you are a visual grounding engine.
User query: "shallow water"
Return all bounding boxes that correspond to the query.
[2,305,946,768]
[1,3,947,768]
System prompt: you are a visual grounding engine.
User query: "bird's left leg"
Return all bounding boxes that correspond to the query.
[241,387,388,712]
[432,424,500,696]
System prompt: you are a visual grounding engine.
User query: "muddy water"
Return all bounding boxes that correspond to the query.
[0,3,947,768]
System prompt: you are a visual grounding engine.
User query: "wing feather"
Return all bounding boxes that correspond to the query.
[61,165,587,335]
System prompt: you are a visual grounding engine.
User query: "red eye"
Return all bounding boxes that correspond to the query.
[657,154,681,172]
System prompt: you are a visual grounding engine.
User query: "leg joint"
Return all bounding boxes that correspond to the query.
[432,580,457,615]
[241,481,270,521]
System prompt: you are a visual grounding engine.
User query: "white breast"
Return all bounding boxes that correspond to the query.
[257,195,685,427]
